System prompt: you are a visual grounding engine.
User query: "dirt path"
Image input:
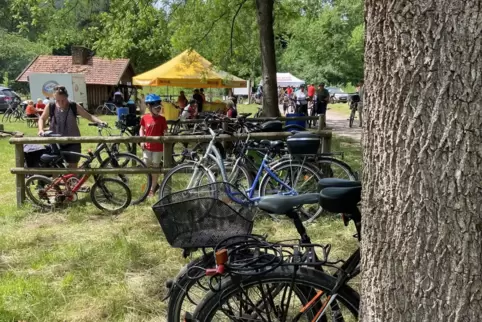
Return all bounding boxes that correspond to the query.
[325,110,362,141]
[277,104,362,141]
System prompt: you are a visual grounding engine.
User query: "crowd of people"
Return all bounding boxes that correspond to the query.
[278,83,330,118]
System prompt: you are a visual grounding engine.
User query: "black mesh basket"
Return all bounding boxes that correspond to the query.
[152,182,255,248]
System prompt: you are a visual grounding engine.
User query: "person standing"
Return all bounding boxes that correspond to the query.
[139,94,168,197]
[315,83,330,128]
[193,89,204,113]
[177,91,188,109]
[294,84,308,115]
[307,83,315,101]
[38,85,104,168]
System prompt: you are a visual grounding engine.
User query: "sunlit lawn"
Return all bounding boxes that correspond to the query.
[328,102,351,116]
[0,112,360,321]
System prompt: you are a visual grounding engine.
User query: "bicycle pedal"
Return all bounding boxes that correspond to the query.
[77,187,90,193]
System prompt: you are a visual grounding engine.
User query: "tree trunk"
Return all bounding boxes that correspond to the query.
[255,0,280,117]
[361,1,482,321]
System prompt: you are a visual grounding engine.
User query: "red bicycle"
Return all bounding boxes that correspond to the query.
[25,141,132,213]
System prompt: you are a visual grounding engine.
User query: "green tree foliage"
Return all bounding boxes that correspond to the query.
[168,0,261,80]
[91,0,172,72]
[2,0,364,85]
[279,0,364,85]
[0,29,50,88]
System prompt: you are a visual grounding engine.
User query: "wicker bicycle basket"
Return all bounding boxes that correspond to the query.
[152,182,255,248]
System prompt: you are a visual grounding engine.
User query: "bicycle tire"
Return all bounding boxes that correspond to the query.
[158,162,216,199]
[95,105,105,115]
[167,245,282,322]
[90,177,132,212]
[167,252,215,322]
[349,108,355,128]
[25,175,61,209]
[100,152,151,205]
[317,157,357,181]
[192,266,359,321]
[2,111,10,123]
[259,160,323,223]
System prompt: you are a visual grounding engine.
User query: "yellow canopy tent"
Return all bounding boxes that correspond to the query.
[133,50,247,88]
[133,50,246,119]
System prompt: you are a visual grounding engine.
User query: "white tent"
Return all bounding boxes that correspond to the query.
[276,72,305,87]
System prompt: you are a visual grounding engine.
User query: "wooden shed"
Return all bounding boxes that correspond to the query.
[15,47,136,110]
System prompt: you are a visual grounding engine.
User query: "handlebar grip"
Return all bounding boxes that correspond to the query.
[88,123,98,126]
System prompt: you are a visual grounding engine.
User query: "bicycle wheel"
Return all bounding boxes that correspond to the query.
[95,105,105,115]
[349,109,355,128]
[158,162,215,199]
[260,160,323,222]
[100,153,151,205]
[167,253,215,322]
[317,157,357,181]
[192,266,359,322]
[2,111,10,123]
[25,175,62,208]
[168,242,277,322]
[90,177,131,212]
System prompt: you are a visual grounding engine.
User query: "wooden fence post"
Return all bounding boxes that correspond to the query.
[163,142,173,169]
[318,114,325,130]
[15,144,25,207]
[322,135,332,154]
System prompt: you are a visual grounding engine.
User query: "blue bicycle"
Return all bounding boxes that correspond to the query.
[159,124,323,222]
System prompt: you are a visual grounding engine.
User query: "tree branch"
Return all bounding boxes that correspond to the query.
[230,0,248,56]
[198,9,230,44]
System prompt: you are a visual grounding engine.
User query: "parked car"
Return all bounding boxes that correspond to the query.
[327,87,349,103]
[0,87,21,112]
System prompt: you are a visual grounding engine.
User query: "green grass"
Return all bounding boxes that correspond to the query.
[328,102,352,116]
[0,116,361,321]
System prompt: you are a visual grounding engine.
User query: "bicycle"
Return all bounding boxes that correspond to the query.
[158,120,323,221]
[348,96,360,128]
[187,181,362,321]
[1,101,24,123]
[95,102,117,115]
[153,178,362,321]
[88,123,152,204]
[25,133,132,212]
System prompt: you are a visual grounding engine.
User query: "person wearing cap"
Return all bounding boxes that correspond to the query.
[139,94,168,197]
[315,83,330,127]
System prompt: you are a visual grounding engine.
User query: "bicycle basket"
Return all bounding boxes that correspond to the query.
[152,182,255,248]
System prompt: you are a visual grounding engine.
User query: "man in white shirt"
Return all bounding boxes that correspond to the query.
[294,84,308,115]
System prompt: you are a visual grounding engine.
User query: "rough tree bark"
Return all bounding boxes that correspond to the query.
[255,0,280,117]
[361,1,482,321]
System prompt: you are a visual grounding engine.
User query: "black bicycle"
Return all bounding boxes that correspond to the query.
[153,178,362,322]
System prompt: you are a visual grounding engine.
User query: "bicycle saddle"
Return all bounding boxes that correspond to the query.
[257,193,320,214]
[318,178,361,191]
[40,153,62,163]
[259,140,284,150]
[319,186,361,215]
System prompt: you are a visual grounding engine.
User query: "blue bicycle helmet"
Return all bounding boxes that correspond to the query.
[145,93,162,105]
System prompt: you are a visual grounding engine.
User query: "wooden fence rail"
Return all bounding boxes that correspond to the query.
[9,128,331,208]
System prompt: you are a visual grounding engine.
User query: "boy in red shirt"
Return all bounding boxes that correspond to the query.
[139,94,168,197]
